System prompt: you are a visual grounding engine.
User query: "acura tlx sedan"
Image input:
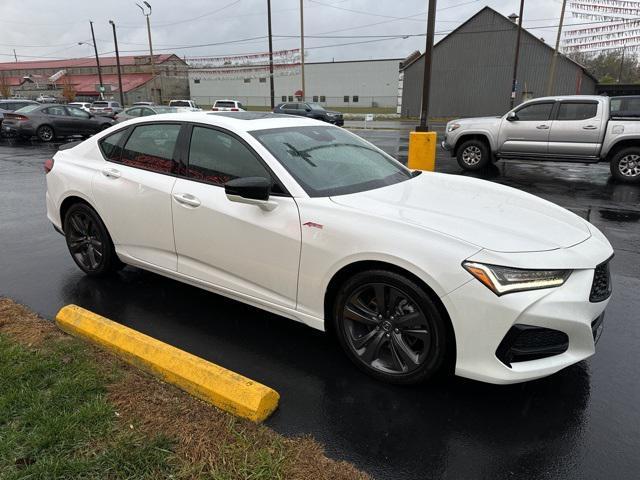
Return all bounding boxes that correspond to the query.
[45,111,614,385]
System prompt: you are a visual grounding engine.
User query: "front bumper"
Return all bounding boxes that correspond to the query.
[443,267,610,384]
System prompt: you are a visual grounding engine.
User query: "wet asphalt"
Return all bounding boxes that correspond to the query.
[1,131,639,480]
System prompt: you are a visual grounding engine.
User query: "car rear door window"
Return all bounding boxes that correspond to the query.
[556,102,597,121]
[44,106,67,116]
[187,126,271,186]
[515,102,553,121]
[66,107,90,118]
[100,129,127,161]
[120,124,181,174]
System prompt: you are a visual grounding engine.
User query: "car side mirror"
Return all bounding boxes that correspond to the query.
[305,107,311,112]
[507,111,518,121]
[225,177,278,211]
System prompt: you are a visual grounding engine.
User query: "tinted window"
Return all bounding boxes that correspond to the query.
[44,106,67,116]
[67,107,90,118]
[215,101,236,108]
[112,102,121,108]
[514,102,553,121]
[120,124,181,173]
[93,101,108,107]
[283,103,297,110]
[557,102,597,121]
[251,125,411,197]
[100,129,127,161]
[170,100,190,107]
[187,126,270,186]
[610,96,640,113]
[15,104,40,114]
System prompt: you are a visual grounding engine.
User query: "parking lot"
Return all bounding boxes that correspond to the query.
[1,131,639,480]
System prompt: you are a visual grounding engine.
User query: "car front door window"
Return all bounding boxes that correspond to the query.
[514,103,553,121]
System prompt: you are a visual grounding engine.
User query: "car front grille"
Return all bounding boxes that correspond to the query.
[590,258,612,303]
[496,325,569,367]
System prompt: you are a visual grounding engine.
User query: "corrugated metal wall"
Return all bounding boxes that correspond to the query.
[402,8,597,118]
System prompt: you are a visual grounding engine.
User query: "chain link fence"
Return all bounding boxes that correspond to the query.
[192,95,399,112]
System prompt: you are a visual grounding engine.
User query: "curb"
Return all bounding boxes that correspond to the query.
[55,304,279,422]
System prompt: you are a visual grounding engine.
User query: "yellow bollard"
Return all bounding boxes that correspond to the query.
[407,131,437,171]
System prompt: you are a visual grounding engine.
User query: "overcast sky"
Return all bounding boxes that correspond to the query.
[0,0,568,64]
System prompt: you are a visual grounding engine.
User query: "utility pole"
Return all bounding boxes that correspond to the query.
[267,0,275,109]
[510,0,525,109]
[545,0,566,96]
[137,2,155,77]
[618,43,627,83]
[13,49,17,62]
[109,20,125,106]
[89,21,104,98]
[299,0,305,101]
[417,0,437,131]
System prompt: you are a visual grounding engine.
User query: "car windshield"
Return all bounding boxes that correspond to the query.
[215,101,236,108]
[92,101,108,107]
[15,105,41,113]
[308,103,325,111]
[170,101,190,107]
[251,125,412,197]
[154,107,178,114]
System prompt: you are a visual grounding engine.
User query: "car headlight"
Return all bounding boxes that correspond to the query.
[462,262,571,296]
[447,123,461,132]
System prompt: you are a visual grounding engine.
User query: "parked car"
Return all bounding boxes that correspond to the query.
[46,112,613,385]
[36,94,58,103]
[90,100,123,118]
[212,99,245,111]
[68,102,92,113]
[273,102,344,126]
[442,94,640,183]
[0,99,39,130]
[2,104,114,141]
[168,99,201,112]
[115,105,178,123]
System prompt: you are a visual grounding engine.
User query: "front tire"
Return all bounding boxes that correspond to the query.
[36,125,55,142]
[333,270,449,385]
[63,203,123,276]
[456,139,490,171]
[610,147,640,183]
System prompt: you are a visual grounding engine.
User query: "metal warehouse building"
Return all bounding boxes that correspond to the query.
[401,7,597,118]
[189,58,402,109]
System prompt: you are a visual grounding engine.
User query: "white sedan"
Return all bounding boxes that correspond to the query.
[45,111,614,385]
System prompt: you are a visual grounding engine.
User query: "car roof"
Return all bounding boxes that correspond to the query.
[0,99,37,103]
[122,111,327,132]
[523,95,605,103]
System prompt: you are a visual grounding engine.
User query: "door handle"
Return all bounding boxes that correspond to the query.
[173,193,201,208]
[101,168,121,179]
[536,124,549,130]
[583,125,598,130]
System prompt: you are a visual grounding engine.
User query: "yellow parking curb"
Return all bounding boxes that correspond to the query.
[55,304,279,422]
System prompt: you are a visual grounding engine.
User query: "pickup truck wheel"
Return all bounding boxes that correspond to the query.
[610,148,640,183]
[457,140,490,171]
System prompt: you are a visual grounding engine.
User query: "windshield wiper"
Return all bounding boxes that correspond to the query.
[284,142,317,167]
[411,170,422,177]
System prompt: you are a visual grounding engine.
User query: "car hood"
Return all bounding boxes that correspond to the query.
[330,173,591,253]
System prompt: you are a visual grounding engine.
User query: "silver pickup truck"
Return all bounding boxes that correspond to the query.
[442,95,640,183]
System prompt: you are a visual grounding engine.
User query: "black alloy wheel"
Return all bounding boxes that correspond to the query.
[37,125,55,142]
[63,203,122,276]
[334,270,449,384]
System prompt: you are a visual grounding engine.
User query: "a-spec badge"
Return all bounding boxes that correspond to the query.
[303,221,324,229]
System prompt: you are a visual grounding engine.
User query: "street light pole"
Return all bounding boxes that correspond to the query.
[510,0,525,109]
[545,0,566,96]
[267,0,275,109]
[109,20,125,106]
[299,0,305,101]
[88,21,104,98]
[417,0,437,131]
[136,2,155,77]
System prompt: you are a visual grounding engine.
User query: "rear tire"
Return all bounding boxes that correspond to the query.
[63,203,123,276]
[332,270,449,385]
[610,147,640,183]
[37,125,55,142]
[456,139,490,171]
